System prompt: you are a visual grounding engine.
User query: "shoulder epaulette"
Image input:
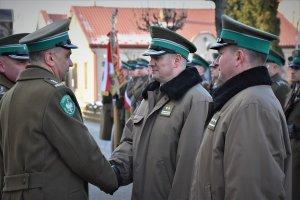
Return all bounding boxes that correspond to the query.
[0,85,8,95]
[275,80,287,87]
[43,78,65,88]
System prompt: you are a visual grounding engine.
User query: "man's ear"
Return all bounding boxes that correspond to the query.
[44,50,55,67]
[173,54,182,68]
[0,58,6,73]
[235,49,245,67]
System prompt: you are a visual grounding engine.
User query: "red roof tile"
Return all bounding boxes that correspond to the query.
[70,6,298,48]
[277,12,298,47]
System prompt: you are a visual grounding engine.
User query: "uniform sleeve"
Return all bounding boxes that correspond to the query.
[273,84,291,108]
[223,103,291,200]
[109,117,134,186]
[126,79,135,99]
[133,78,148,102]
[42,90,118,194]
[168,96,211,200]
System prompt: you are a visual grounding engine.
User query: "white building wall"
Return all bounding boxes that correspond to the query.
[69,14,96,107]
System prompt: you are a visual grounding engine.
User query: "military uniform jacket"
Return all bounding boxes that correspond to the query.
[127,76,150,111]
[190,67,292,200]
[0,65,118,200]
[132,76,150,102]
[271,73,291,108]
[110,67,212,200]
[0,74,14,100]
[126,77,136,100]
[285,83,300,200]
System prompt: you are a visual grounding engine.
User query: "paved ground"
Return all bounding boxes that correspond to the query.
[84,120,132,200]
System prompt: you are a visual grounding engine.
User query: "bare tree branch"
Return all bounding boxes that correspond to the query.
[135,8,187,32]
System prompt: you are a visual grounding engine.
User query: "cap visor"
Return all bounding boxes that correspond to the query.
[62,43,78,49]
[142,49,166,57]
[210,42,229,50]
[289,64,300,69]
[8,55,29,60]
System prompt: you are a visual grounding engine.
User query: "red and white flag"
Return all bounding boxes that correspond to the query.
[101,41,113,94]
[124,90,131,110]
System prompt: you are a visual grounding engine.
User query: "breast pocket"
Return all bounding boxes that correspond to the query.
[132,114,144,126]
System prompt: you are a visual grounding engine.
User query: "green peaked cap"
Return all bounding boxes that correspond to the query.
[187,53,209,69]
[126,60,137,70]
[121,61,130,70]
[135,58,149,69]
[211,15,278,55]
[143,26,196,59]
[20,18,77,52]
[0,33,29,60]
[267,49,285,67]
[288,49,300,69]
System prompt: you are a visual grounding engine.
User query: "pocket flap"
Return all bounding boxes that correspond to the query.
[132,115,144,124]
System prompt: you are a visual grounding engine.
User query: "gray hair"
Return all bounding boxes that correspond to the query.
[229,46,267,66]
[28,50,46,63]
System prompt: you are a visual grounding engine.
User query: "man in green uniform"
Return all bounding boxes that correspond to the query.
[0,33,29,99]
[125,59,137,109]
[209,61,222,91]
[0,19,118,199]
[208,53,223,93]
[267,49,291,108]
[190,15,291,199]
[111,61,131,150]
[110,26,212,200]
[130,58,150,111]
[285,49,300,200]
[187,53,210,90]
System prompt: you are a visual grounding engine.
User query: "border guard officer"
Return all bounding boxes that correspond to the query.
[187,53,210,90]
[0,19,118,199]
[110,26,212,200]
[130,58,150,111]
[266,49,291,108]
[190,15,291,200]
[285,49,300,200]
[0,33,29,99]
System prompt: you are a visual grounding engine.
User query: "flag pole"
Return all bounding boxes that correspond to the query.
[111,8,122,151]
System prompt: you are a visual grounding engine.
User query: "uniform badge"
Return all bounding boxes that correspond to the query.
[60,95,76,116]
[207,113,220,131]
[160,103,174,117]
[55,82,65,87]
[0,85,7,95]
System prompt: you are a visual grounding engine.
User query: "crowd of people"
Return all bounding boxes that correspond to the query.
[0,13,299,200]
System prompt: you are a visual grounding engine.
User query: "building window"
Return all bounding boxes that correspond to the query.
[72,63,78,89]
[84,62,88,89]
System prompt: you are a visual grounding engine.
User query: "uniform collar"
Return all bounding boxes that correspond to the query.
[208,66,271,121]
[17,65,57,81]
[0,73,14,89]
[142,67,202,100]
